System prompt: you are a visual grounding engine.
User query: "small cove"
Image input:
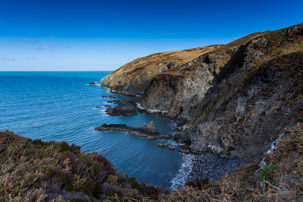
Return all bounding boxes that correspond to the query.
[0,71,240,190]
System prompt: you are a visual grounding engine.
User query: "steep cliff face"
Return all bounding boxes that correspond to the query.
[138,32,266,119]
[101,46,221,96]
[139,24,303,159]
[102,23,303,160]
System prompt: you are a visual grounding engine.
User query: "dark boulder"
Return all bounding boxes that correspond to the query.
[88,82,98,85]
[106,100,137,116]
[178,145,191,153]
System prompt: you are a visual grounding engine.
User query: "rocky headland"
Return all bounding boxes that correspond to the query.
[101,46,222,96]
[101,23,303,160]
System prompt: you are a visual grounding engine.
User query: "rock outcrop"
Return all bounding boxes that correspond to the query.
[105,100,137,116]
[88,82,98,85]
[95,122,172,140]
[102,23,303,159]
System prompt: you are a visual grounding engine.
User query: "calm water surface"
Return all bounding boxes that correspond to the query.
[0,71,189,189]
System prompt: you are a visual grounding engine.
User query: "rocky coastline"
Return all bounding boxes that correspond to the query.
[101,23,303,160]
[1,23,303,201]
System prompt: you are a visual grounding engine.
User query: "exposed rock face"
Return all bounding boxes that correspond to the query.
[139,24,303,159]
[101,46,221,96]
[102,23,303,159]
[105,100,137,116]
[182,26,303,159]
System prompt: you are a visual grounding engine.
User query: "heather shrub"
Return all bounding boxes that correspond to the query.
[0,131,166,201]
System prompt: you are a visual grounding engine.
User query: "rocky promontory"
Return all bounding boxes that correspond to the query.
[101,46,221,96]
[101,23,303,160]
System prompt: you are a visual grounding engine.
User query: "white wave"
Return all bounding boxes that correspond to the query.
[258,132,285,170]
[100,108,109,117]
[170,154,194,191]
[136,102,168,114]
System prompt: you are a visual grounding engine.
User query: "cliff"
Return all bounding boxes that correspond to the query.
[102,23,303,160]
[101,46,222,95]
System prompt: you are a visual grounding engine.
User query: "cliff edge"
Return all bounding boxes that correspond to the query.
[101,46,222,95]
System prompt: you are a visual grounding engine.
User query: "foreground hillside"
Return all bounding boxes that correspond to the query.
[102,23,303,160]
[0,131,167,201]
[1,123,303,201]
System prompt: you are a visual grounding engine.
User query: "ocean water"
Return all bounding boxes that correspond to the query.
[0,71,240,190]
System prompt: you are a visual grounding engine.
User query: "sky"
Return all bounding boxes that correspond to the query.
[0,0,302,71]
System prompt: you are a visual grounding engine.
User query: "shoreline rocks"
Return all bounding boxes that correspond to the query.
[95,122,173,140]
[102,95,117,99]
[168,145,176,150]
[107,100,120,104]
[88,82,98,85]
[105,100,137,116]
[158,143,168,147]
[178,145,191,154]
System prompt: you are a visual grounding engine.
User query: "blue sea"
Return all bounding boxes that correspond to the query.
[0,71,240,190]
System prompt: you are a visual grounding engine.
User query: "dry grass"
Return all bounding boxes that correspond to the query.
[0,131,167,201]
[115,46,220,74]
[101,45,221,93]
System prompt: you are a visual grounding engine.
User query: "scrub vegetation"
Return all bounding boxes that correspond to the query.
[1,122,302,201]
[0,131,168,201]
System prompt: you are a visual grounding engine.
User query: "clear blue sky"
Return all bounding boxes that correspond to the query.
[0,0,302,71]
